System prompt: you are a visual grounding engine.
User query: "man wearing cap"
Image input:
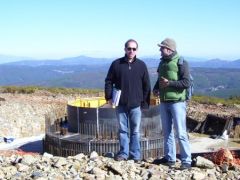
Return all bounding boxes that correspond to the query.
[153,38,192,170]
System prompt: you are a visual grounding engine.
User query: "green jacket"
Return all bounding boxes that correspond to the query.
[158,54,186,101]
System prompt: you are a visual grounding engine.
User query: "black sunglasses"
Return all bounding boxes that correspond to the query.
[127,47,137,51]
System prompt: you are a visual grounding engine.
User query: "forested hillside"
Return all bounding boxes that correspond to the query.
[0,63,239,98]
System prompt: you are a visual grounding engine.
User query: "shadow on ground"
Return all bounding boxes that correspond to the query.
[18,140,43,154]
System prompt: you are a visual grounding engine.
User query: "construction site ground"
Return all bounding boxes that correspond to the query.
[0,133,240,156]
[189,133,240,153]
[1,91,240,156]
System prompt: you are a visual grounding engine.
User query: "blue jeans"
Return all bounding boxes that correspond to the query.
[160,101,192,164]
[116,106,141,160]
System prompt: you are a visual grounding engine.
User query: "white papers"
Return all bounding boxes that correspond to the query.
[112,88,121,107]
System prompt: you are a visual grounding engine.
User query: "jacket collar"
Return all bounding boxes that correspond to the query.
[161,51,177,61]
[124,55,137,63]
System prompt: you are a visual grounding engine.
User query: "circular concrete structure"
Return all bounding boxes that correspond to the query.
[44,98,163,159]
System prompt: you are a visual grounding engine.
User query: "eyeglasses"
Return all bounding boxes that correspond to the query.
[127,47,137,51]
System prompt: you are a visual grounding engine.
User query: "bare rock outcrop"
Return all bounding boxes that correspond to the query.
[0,92,74,138]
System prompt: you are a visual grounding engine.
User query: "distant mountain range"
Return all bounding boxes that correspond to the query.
[0,55,240,98]
[0,55,34,64]
[2,55,112,66]
[1,55,240,69]
[189,58,240,69]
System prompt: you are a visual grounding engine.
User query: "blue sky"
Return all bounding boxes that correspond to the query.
[0,0,239,60]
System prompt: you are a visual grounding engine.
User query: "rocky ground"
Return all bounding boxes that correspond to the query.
[187,101,240,123]
[0,150,240,180]
[0,91,92,138]
[0,91,240,179]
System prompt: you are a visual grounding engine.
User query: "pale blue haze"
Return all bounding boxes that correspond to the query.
[0,0,239,60]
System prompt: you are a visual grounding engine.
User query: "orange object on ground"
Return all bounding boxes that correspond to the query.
[205,148,240,166]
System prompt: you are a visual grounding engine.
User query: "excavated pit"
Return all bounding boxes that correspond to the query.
[44,98,240,159]
[187,114,234,136]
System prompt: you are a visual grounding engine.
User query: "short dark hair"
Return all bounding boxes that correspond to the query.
[124,39,138,48]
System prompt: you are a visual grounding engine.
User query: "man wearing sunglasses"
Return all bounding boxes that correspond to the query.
[105,39,151,163]
[153,38,192,170]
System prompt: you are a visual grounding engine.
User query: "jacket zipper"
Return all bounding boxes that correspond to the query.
[128,63,131,70]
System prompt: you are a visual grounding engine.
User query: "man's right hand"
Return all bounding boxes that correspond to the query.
[108,99,113,105]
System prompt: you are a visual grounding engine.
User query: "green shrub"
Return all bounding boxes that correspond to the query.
[0,86,102,96]
[45,87,102,95]
[1,86,38,94]
[192,95,240,106]
[1,86,240,106]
